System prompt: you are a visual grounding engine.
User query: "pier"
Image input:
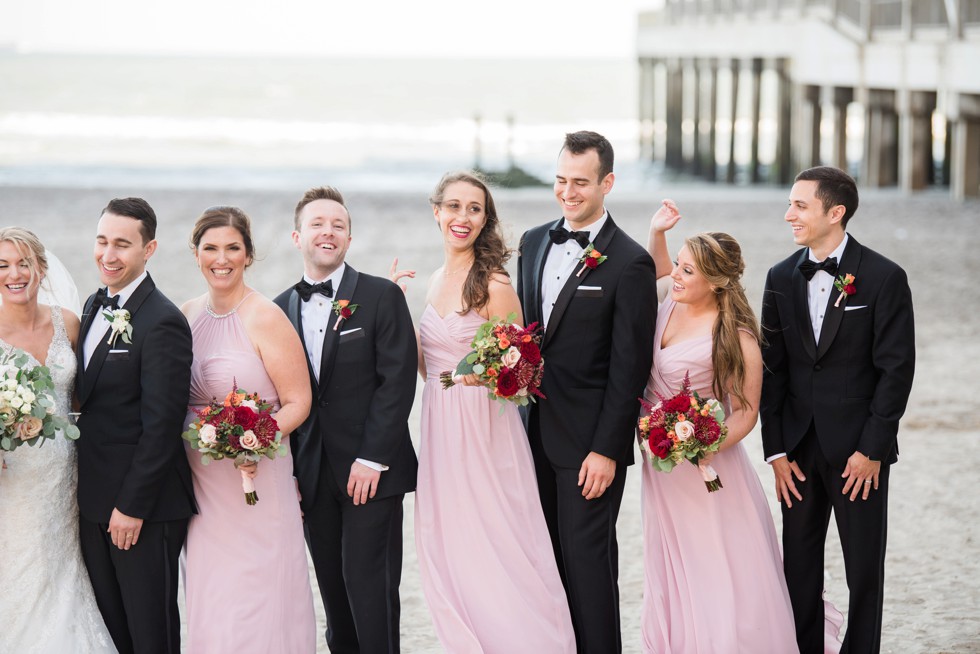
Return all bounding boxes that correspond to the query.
[637,0,980,199]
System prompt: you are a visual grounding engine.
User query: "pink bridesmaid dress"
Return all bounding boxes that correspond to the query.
[182,299,316,653]
[640,296,802,653]
[415,305,575,654]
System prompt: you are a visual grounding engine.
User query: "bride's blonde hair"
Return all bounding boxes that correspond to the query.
[0,227,49,295]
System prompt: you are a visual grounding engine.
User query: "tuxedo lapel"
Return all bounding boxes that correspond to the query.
[79,275,155,404]
[528,219,561,327]
[816,238,863,361]
[286,289,319,389]
[76,293,99,399]
[792,250,817,361]
[543,217,616,348]
[318,266,359,395]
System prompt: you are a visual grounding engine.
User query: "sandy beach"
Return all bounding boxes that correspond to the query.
[5,182,978,653]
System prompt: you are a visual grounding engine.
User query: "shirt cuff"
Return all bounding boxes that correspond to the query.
[355,458,389,472]
[765,452,787,464]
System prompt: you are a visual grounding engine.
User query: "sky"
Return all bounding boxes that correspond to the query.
[1,0,664,59]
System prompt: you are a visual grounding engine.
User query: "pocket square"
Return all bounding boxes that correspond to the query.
[575,286,603,298]
[339,327,362,336]
[106,350,130,361]
[844,305,868,311]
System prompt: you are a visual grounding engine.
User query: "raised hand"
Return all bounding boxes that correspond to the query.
[650,199,682,233]
[388,257,415,294]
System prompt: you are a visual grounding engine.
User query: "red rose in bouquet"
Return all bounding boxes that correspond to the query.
[183,382,286,505]
[440,312,546,408]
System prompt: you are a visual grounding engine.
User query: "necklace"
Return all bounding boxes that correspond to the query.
[205,299,237,319]
[443,265,471,277]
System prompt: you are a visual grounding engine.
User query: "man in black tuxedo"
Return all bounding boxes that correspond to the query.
[274,186,418,654]
[76,197,196,654]
[516,131,656,652]
[760,167,915,654]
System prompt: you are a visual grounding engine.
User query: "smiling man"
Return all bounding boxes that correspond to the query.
[760,166,916,653]
[274,185,418,654]
[76,197,196,654]
[516,131,657,653]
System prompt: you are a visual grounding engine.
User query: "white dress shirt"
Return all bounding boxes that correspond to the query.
[807,233,849,344]
[83,271,147,368]
[298,264,387,473]
[540,212,608,327]
[767,233,849,464]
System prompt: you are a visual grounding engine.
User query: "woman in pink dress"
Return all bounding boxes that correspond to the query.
[639,201,803,653]
[180,206,315,653]
[414,172,575,653]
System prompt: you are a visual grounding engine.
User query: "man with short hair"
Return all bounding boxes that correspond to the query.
[274,186,418,653]
[761,166,915,653]
[77,197,196,654]
[517,131,657,652]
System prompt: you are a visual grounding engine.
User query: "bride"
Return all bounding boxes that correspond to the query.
[0,227,115,653]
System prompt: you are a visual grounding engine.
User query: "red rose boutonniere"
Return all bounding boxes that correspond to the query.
[833,273,856,307]
[332,299,360,331]
[576,244,607,277]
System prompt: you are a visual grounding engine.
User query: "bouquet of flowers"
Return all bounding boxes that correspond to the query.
[182,382,285,505]
[637,373,727,492]
[439,312,546,408]
[0,347,80,454]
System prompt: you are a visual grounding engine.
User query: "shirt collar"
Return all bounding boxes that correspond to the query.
[560,210,608,243]
[304,262,346,290]
[107,270,148,307]
[808,233,849,264]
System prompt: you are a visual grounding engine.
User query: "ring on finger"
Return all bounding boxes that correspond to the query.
[863,480,872,485]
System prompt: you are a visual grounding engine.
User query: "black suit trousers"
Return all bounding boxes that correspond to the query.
[79,516,187,654]
[782,427,889,654]
[530,417,626,654]
[304,455,404,654]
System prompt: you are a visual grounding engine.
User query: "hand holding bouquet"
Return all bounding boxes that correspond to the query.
[0,348,80,454]
[182,383,286,505]
[637,373,727,492]
[440,312,546,408]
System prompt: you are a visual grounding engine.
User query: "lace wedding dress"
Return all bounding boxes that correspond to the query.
[0,306,115,653]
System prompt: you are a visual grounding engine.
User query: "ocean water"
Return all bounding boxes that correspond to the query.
[0,54,643,190]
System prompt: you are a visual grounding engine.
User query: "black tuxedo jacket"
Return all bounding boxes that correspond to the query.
[517,215,657,468]
[274,266,418,509]
[75,274,196,524]
[760,236,915,467]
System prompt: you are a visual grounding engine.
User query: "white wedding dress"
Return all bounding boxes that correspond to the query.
[0,306,115,653]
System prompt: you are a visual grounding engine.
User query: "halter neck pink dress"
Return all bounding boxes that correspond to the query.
[415,305,575,653]
[182,297,315,653]
[640,295,801,653]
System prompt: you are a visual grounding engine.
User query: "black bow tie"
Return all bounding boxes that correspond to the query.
[92,288,120,311]
[295,279,334,301]
[549,227,591,249]
[798,257,839,281]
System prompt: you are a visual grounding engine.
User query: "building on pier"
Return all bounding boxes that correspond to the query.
[637,0,980,199]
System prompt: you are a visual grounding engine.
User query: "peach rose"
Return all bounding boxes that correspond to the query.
[240,430,260,451]
[501,346,522,368]
[198,423,218,446]
[673,419,694,442]
[18,416,43,441]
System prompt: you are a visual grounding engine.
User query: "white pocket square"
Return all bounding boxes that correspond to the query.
[339,327,362,336]
[844,305,868,311]
[108,349,129,353]
[578,285,602,290]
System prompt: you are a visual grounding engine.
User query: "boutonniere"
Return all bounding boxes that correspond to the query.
[575,244,608,277]
[834,273,856,307]
[332,299,359,331]
[102,308,133,346]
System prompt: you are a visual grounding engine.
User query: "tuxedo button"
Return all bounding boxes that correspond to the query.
[319,399,329,407]
[814,364,822,371]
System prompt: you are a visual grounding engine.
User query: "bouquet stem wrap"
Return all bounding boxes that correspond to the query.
[241,468,258,505]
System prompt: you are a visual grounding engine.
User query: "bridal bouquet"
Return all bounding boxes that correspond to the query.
[637,373,727,492]
[0,347,79,453]
[440,312,546,408]
[182,383,285,505]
